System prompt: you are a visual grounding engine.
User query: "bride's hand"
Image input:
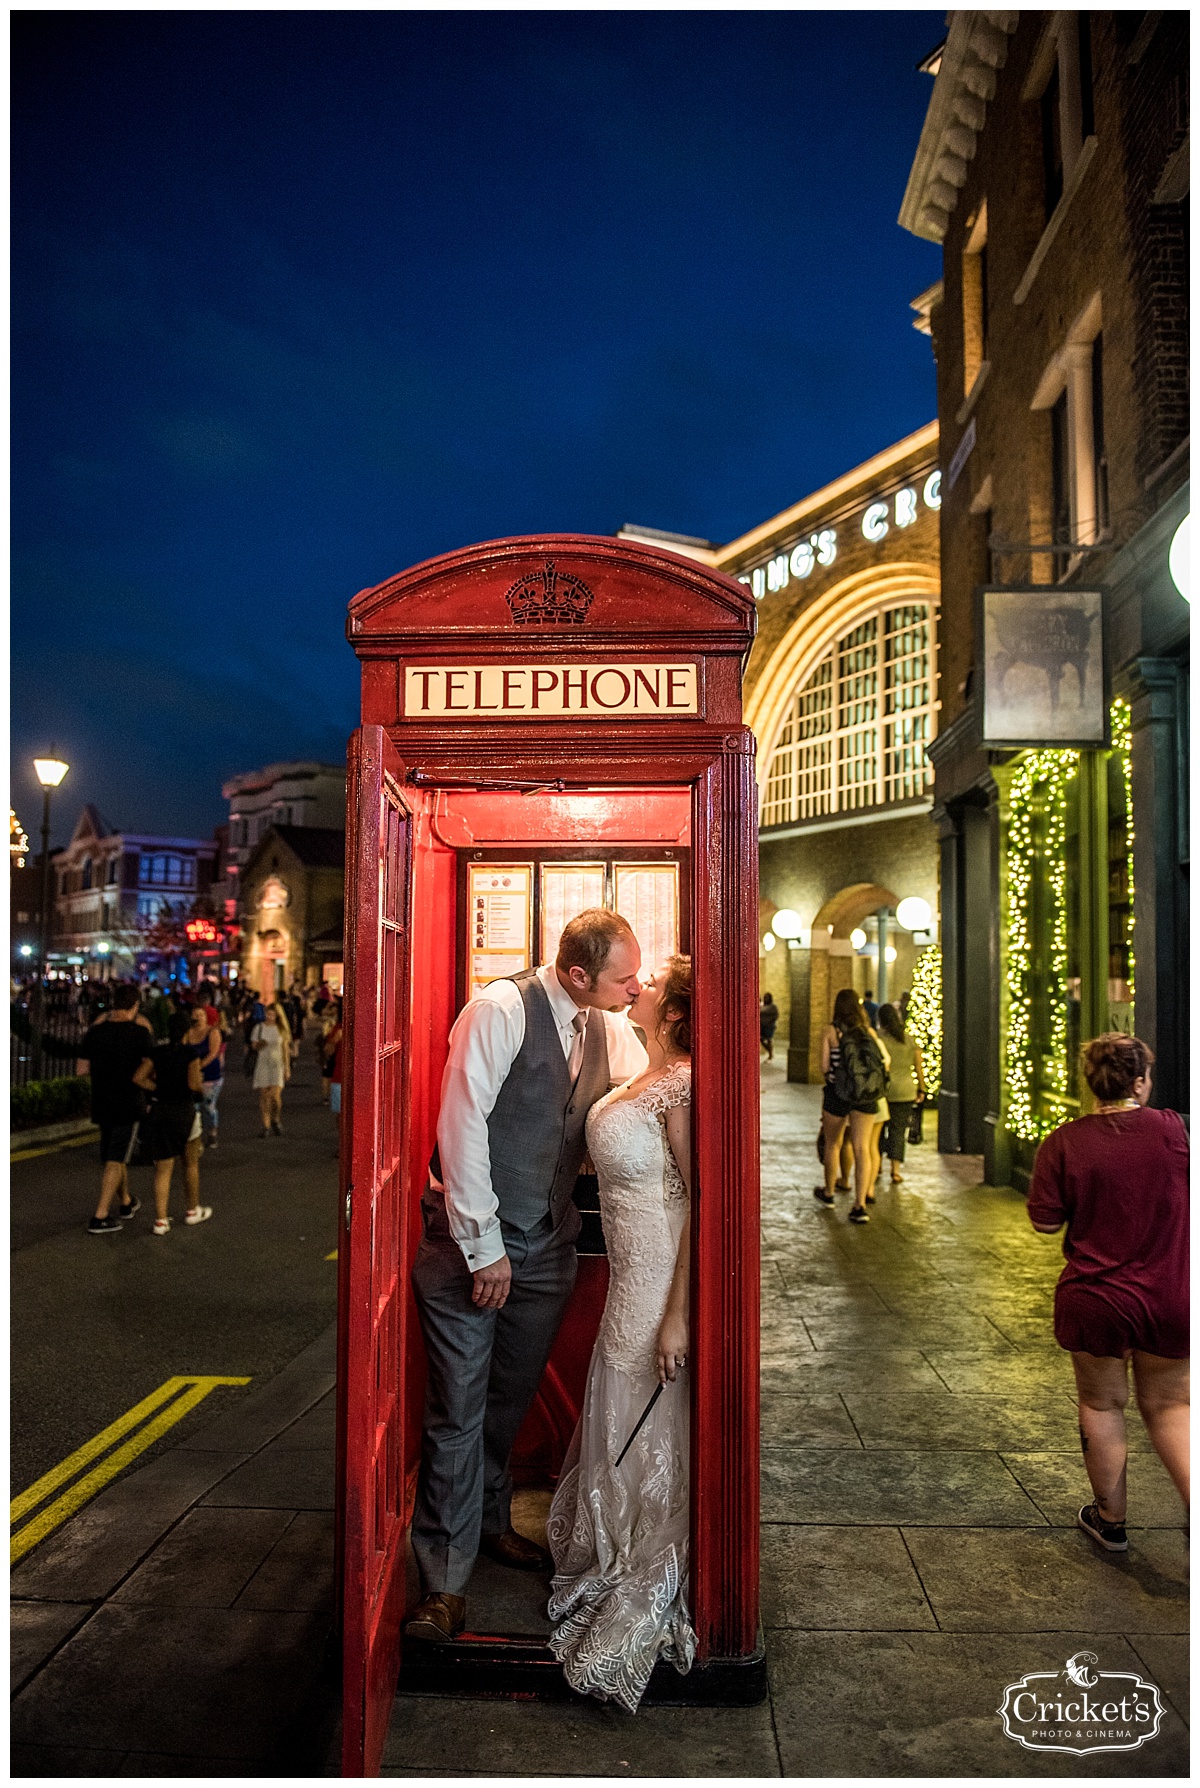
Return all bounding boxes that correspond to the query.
[656,1311,689,1385]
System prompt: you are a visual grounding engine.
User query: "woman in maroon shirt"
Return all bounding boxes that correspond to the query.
[1027,1034,1189,1553]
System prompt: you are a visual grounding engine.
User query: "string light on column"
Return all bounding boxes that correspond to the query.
[1110,697,1135,1004]
[1002,748,1078,1143]
[907,943,941,1096]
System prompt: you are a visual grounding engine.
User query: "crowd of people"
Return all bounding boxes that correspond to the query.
[73,977,344,1236]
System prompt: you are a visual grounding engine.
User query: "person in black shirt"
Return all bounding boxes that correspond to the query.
[78,983,154,1235]
[133,1011,212,1237]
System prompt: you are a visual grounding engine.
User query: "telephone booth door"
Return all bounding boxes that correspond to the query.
[336,725,416,1776]
[338,536,762,1776]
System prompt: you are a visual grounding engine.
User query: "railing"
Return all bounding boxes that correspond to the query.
[9,991,93,1089]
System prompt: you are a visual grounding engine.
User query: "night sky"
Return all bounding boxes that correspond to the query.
[12,10,943,841]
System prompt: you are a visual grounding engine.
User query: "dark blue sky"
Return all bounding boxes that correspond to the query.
[12,10,942,840]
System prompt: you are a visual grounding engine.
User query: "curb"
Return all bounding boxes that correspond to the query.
[11,1118,99,1158]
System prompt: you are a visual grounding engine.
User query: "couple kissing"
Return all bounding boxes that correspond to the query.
[405,907,694,1714]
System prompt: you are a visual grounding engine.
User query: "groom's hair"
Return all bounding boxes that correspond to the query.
[556,908,636,984]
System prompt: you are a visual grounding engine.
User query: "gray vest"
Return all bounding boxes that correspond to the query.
[487,972,610,1234]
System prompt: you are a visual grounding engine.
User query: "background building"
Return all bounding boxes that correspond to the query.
[49,805,218,979]
[237,825,345,994]
[219,760,346,895]
[901,10,1189,1180]
[622,420,942,1080]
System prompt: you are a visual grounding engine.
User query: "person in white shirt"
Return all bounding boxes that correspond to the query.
[405,909,648,1644]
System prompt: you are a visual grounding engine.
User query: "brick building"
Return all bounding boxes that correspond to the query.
[622,420,943,1079]
[236,826,345,995]
[49,805,218,977]
[901,11,1189,1177]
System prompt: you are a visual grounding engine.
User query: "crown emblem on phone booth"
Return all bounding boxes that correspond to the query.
[504,559,595,626]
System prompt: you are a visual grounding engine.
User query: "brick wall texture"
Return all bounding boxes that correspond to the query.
[929,10,1189,732]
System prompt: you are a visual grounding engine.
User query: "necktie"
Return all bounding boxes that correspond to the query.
[567,1012,587,1084]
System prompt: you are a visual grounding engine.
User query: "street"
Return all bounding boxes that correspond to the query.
[11,1039,340,1498]
[9,1059,1189,1776]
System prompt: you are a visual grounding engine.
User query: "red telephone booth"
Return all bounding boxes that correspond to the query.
[337,536,762,1775]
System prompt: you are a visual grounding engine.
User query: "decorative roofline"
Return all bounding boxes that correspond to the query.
[899,10,1019,244]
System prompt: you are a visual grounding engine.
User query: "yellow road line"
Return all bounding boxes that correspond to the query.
[325,1248,338,1260]
[11,1377,193,1522]
[10,1375,250,1565]
[11,1131,99,1163]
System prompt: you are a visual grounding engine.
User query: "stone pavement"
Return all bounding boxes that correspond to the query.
[381,1063,1188,1777]
[10,1327,340,1777]
[10,1062,1188,1776]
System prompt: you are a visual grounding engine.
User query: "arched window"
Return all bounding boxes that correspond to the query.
[762,600,937,827]
[80,856,93,890]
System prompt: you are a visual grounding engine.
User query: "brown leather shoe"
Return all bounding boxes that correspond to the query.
[403,1592,466,1642]
[479,1527,552,1572]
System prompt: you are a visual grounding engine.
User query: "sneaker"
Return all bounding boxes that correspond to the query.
[118,1196,141,1220]
[152,1217,172,1237]
[848,1205,870,1224]
[1077,1502,1128,1552]
[271,1121,283,1136]
[184,1205,213,1226]
[87,1214,123,1235]
[812,1186,835,1205]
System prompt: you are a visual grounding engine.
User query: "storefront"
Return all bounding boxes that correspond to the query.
[931,482,1189,1185]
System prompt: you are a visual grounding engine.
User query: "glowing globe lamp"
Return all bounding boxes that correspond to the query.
[885,946,898,963]
[850,927,867,950]
[771,909,804,940]
[1170,514,1189,603]
[761,933,776,953]
[895,897,933,932]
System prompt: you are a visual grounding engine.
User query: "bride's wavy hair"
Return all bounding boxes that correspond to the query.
[656,955,692,1057]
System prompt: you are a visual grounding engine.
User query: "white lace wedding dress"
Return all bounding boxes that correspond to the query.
[546,1060,696,1713]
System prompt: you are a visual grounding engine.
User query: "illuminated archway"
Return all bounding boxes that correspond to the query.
[745,562,940,813]
[812,882,900,938]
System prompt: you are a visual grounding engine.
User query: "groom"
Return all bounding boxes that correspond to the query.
[405,907,648,1641]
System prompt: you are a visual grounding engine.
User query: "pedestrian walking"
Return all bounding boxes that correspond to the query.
[862,988,879,1028]
[760,991,779,1061]
[78,983,154,1234]
[1027,1033,1189,1552]
[813,988,888,1222]
[134,1011,212,1236]
[877,1002,925,1184]
[324,1000,344,1123]
[252,1001,292,1136]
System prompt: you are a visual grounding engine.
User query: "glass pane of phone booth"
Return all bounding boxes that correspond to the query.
[404,795,690,1658]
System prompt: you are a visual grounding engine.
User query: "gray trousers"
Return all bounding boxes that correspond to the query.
[410,1188,578,1596]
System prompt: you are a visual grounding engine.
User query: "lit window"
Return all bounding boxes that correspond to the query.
[761,602,937,827]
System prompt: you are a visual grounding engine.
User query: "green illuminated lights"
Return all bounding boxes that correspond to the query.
[907,943,941,1097]
[1002,700,1136,1145]
[1002,749,1078,1143]
[1110,697,1135,1003]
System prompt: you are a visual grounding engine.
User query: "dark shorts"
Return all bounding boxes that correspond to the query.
[99,1120,141,1164]
[822,1087,877,1119]
[144,1103,201,1163]
[1055,1282,1190,1361]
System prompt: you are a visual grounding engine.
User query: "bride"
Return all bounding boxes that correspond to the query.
[547,955,695,1713]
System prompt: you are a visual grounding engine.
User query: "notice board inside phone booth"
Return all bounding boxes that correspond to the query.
[337,536,762,1774]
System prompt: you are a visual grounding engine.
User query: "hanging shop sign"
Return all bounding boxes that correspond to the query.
[403,662,699,718]
[978,586,1107,747]
[737,472,941,600]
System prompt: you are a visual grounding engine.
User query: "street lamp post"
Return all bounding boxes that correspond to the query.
[31,753,69,1080]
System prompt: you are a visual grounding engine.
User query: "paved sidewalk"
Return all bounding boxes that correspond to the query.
[11,1064,1188,1776]
[11,1325,340,1777]
[381,1065,1188,1777]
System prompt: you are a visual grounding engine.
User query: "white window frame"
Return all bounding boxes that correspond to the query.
[761,598,938,829]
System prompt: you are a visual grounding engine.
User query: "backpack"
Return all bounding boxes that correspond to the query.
[833,1027,887,1107]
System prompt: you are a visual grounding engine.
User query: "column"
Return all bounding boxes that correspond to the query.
[1125,658,1188,1111]
[933,803,963,1153]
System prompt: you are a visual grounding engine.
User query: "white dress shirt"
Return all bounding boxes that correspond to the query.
[434,962,649,1270]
